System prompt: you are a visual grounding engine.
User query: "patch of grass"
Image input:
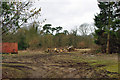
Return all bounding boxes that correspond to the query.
[87,59,118,73]
[71,53,118,75]
[104,64,118,73]
[89,59,115,66]
[107,73,119,78]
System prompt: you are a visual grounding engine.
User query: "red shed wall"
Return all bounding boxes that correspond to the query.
[0,43,18,53]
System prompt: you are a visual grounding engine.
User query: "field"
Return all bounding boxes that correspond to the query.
[2,49,119,78]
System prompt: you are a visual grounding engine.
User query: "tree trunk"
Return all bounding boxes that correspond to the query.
[106,33,110,54]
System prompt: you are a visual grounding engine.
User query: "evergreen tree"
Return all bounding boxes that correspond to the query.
[94,1,120,53]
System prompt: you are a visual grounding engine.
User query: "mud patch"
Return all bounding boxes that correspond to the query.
[2,61,31,64]
[68,62,88,67]
[96,64,106,67]
[2,64,33,70]
[55,61,89,68]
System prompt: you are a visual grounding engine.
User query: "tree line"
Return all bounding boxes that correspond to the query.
[2,22,94,50]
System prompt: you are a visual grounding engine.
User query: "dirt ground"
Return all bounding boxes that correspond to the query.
[2,50,120,78]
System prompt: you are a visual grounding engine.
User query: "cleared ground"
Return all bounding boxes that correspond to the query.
[2,49,119,78]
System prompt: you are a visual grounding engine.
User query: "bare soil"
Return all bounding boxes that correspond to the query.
[2,50,119,78]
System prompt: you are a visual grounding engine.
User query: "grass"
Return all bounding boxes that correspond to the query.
[105,64,118,73]
[85,57,118,73]
[69,51,118,75]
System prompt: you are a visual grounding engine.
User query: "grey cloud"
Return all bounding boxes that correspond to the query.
[32,0,100,31]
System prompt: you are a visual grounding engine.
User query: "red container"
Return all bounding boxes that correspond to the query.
[0,43,18,54]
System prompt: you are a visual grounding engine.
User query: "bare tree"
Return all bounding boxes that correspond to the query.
[78,23,89,36]
[88,23,96,35]
[78,23,96,36]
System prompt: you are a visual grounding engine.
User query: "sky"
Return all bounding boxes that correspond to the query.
[32,0,100,31]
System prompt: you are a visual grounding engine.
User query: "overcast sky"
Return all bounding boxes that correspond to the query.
[32,0,100,31]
